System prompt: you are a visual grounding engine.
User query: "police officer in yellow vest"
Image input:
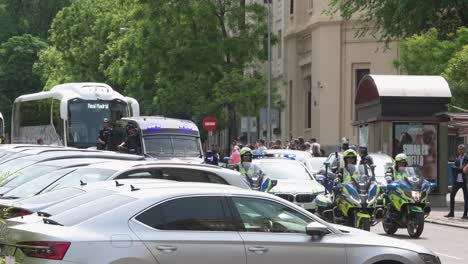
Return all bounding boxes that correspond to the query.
[386,153,409,182]
[239,147,263,188]
[339,149,360,183]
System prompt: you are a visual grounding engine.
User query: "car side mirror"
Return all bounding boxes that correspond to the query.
[306,222,329,236]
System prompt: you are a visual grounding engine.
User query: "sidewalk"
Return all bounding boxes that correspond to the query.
[426,191,468,229]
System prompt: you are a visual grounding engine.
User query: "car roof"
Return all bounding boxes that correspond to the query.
[253,158,302,165]
[14,151,143,162]
[264,149,308,156]
[116,181,254,200]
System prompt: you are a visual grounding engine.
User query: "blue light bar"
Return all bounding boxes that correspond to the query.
[179,125,193,131]
[147,124,161,130]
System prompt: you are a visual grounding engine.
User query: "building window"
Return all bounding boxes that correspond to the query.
[290,0,294,14]
[308,0,313,10]
[277,30,282,58]
[355,69,370,90]
[289,81,293,131]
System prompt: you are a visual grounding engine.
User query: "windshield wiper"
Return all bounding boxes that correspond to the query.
[43,218,63,226]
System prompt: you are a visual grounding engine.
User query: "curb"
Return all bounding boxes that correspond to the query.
[425,219,468,229]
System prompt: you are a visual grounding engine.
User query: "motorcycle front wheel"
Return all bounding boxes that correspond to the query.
[407,212,424,238]
[383,221,398,235]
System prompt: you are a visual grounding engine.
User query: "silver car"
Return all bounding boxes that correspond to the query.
[1,182,439,264]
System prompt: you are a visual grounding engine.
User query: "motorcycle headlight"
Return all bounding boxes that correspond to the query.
[411,191,422,201]
[419,253,441,264]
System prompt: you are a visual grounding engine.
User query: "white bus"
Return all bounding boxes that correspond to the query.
[0,112,4,143]
[11,83,139,148]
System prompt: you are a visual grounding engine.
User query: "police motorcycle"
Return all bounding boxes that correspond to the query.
[316,164,382,231]
[382,167,435,238]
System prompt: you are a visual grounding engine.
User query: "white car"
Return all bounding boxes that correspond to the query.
[253,158,325,211]
[1,182,439,264]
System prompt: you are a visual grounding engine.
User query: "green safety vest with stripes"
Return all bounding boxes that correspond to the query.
[342,168,360,183]
[239,166,255,178]
[393,172,408,181]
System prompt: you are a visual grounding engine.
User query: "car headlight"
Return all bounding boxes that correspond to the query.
[412,191,422,201]
[419,253,441,264]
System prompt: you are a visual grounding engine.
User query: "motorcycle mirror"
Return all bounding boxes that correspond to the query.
[387,182,399,190]
[323,161,330,166]
[270,180,278,188]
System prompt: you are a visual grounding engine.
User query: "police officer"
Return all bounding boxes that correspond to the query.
[339,149,360,183]
[97,118,112,150]
[386,153,409,182]
[238,147,266,190]
[118,124,142,155]
[359,146,374,166]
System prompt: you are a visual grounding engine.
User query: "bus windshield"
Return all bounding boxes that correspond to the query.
[68,99,128,148]
[144,135,201,157]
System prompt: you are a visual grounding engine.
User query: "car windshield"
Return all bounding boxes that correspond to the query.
[2,168,76,199]
[0,165,60,188]
[144,135,201,157]
[255,161,313,180]
[14,187,85,205]
[46,193,136,226]
[0,159,37,176]
[41,168,118,192]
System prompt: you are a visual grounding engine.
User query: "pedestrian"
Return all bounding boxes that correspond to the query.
[274,139,282,149]
[210,144,220,166]
[255,139,268,154]
[445,144,468,219]
[97,118,112,150]
[312,143,321,157]
[304,142,311,152]
[229,145,241,165]
[298,137,305,150]
[341,137,349,151]
[310,138,320,150]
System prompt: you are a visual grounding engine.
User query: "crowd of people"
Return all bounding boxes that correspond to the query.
[225,137,325,165]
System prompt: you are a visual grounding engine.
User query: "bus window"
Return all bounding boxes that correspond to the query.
[51,99,64,142]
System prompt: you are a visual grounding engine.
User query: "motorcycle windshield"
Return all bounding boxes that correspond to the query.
[400,167,423,190]
[354,165,372,194]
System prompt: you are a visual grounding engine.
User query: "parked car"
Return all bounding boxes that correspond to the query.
[253,158,325,212]
[0,150,143,187]
[0,161,250,216]
[0,179,209,224]
[0,182,440,264]
[263,149,320,172]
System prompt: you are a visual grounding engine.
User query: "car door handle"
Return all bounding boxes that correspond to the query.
[156,245,178,252]
[248,246,268,254]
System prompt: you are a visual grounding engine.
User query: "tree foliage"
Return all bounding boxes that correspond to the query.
[0,34,47,129]
[395,27,468,108]
[328,0,468,42]
[37,0,274,139]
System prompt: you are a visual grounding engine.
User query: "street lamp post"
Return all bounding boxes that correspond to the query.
[265,0,272,142]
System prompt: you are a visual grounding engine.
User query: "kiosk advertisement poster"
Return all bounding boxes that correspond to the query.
[393,123,438,183]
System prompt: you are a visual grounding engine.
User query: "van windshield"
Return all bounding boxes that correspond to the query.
[144,135,201,157]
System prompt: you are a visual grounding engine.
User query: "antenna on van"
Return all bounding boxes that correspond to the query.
[130,185,140,192]
[115,181,124,187]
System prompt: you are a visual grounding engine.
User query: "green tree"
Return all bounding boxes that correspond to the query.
[0,0,70,43]
[444,45,468,109]
[0,34,47,132]
[328,0,468,42]
[104,0,271,138]
[35,0,134,90]
[395,27,468,109]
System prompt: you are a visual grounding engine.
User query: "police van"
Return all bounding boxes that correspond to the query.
[115,116,204,163]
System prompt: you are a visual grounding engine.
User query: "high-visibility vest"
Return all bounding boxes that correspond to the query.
[342,168,360,183]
